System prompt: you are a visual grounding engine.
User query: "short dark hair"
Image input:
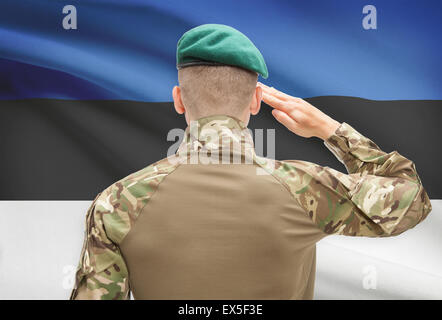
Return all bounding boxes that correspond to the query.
[178,65,258,118]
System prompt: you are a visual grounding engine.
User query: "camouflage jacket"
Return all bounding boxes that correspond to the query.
[70,115,431,300]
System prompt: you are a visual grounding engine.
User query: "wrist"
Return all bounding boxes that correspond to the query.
[317,118,341,141]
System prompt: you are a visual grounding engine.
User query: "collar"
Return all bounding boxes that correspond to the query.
[176,115,256,160]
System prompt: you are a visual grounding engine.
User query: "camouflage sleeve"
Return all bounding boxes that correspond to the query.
[70,191,130,300]
[277,122,432,237]
[70,157,181,300]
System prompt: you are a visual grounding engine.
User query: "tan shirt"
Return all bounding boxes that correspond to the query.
[70,115,432,300]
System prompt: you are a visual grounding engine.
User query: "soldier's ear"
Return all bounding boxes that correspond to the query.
[250,85,262,116]
[172,86,186,115]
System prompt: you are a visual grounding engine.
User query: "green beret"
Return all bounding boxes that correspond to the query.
[176,24,268,79]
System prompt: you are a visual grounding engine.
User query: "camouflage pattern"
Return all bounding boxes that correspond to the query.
[176,115,255,164]
[174,116,431,237]
[256,122,432,236]
[70,156,181,300]
[71,115,432,299]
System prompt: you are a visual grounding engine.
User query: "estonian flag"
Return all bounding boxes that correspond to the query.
[0,0,441,299]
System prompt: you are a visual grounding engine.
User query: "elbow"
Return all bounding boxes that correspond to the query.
[389,187,432,236]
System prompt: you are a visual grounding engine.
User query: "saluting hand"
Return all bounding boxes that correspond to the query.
[258,82,341,141]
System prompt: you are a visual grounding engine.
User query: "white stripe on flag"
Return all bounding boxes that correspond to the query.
[0,200,441,299]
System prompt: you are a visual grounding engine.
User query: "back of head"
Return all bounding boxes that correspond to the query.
[178,65,258,119]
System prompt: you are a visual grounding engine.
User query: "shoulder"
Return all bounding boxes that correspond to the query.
[257,157,355,192]
[92,156,182,244]
[255,156,357,212]
[255,156,338,189]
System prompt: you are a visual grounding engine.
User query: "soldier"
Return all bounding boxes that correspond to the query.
[70,24,432,300]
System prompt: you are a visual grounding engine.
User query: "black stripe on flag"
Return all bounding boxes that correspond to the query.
[0,97,440,199]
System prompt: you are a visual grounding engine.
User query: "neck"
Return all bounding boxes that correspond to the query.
[177,115,255,160]
[186,111,250,126]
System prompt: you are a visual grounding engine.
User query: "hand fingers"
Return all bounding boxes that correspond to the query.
[262,92,293,114]
[271,109,299,132]
[258,82,279,95]
[260,85,289,101]
[258,82,299,102]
